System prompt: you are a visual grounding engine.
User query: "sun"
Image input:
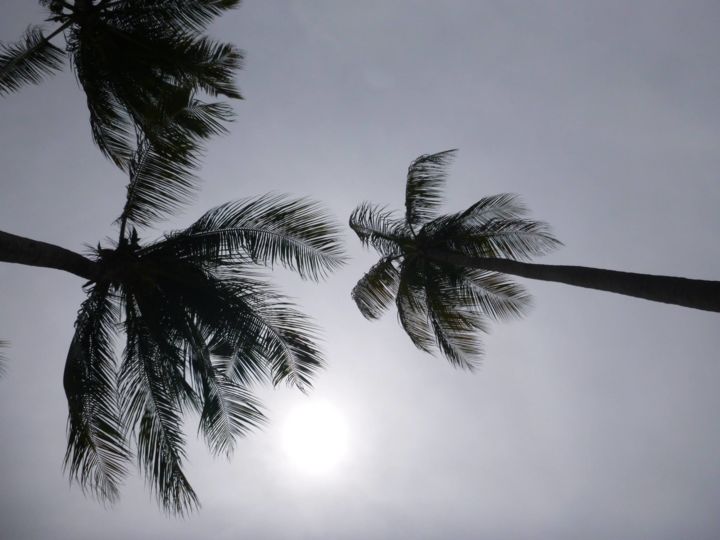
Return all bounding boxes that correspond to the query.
[281,400,349,474]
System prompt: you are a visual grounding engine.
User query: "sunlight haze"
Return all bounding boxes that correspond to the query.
[1,1,720,539]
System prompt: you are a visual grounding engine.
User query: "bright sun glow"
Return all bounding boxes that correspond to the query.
[282,400,349,475]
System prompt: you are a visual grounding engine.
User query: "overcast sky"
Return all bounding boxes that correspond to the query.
[2,1,720,538]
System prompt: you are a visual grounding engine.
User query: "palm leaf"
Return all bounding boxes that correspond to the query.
[424,265,488,369]
[118,137,200,229]
[352,256,401,320]
[452,267,532,322]
[175,36,243,99]
[119,295,199,516]
[71,37,136,169]
[160,299,266,456]
[147,194,346,281]
[63,284,129,503]
[395,259,435,354]
[405,149,457,230]
[0,25,65,95]
[208,270,325,391]
[193,351,265,456]
[107,0,241,33]
[210,338,270,387]
[446,218,561,261]
[349,202,406,257]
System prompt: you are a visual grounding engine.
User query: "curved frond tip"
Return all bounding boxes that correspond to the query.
[405,149,457,229]
[149,194,347,281]
[0,25,65,95]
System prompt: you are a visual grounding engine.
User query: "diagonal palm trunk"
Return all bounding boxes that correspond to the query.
[0,230,97,280]
[430,249,720,313]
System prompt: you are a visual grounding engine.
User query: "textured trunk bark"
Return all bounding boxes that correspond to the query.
[428,250,720,313]
[0,230,98,281]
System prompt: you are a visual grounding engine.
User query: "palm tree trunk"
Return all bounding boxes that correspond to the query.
[429,250,720,313]
[0,230,97,281]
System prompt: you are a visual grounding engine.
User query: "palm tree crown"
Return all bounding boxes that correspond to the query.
[351,150,720,369]
[60,134,346,514]
[350,149,561,368]
[0,0,243,169]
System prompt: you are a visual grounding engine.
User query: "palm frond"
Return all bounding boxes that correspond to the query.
[210,338,270,387]
[446,218,562,261]
[159,99,234,143]
[195,362,265,456]
[63,284,129,504]
[172,308,266,456]
[177,36,243,99]
[118,136,200,229]
[423,266,488,369]
[452,268,532,322]
[349,202,406,257]
[0,25,65,95]
[68,17,239,169]
[352,256,401,320]
[71,38,136,169]
[147,194,346,281]
[459,193,529,222]
[244,300,325,391]
[395,260,435,354]
[405,149,457,230]
[208,269,325,391]
[119,296,199,516]
[107,0,241,33]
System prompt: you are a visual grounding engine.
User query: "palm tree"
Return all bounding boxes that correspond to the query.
[0,134,346,514]
[0,0,242,169]
[350,150,720,368]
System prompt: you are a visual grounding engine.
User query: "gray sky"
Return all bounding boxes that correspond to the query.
[2,1,720,538]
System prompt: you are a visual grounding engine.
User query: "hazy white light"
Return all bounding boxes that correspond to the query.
[282,400,349,474]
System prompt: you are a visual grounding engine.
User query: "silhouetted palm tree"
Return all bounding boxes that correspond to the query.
[0,134,346,514]
[350,150,720,368]
[0,0,242,168]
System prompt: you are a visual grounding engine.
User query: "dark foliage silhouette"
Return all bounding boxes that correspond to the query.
[0,132,346,514]
[350,150,720,367]
[0,0,242,169]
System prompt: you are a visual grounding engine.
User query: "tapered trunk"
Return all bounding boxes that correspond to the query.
[0,230,97,281]
[428,250,720,313]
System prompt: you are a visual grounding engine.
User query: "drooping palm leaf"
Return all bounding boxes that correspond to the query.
[352,256,401,320]
[395,259,435,354]
[349,202,406,257]
[119,294,199,515]
[187,265,326,391]
[0,25,66,95]
[117,98,234,230]
[172,36,244,99]
[131,266,266,455]
[189,338,266,456]
[106,0,241,34]
[118,138,200,229]
[63,283,129,503]
[423,264,488,370]
[450,267,532,322]
[405,149,457,230]
[148,194,346,281]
